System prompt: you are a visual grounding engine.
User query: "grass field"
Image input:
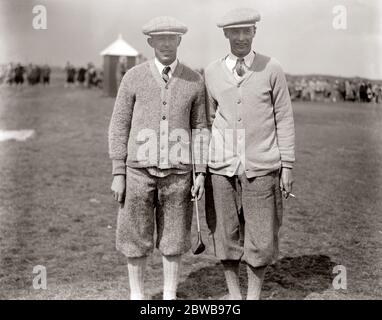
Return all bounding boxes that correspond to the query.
[0,77,381,300]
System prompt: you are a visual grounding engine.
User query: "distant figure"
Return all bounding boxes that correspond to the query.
[65,62,76,88]
[30,64,41,85]
[376,85,382,104]
[300,78,310,101]
[289,82,297,100]
[359,82,367,102]
[26,63,34,85]
[350,82,357,102]
[116,56,129,86]
[366,83,373,103]
[378,86,382,104]
[315,78,324,101]
[77,67,87,87]
[33,65,41,84]
[4,63,15,85]
[94,69,103,88]
[332,80,341,102]
[308,79,316,101]
[345,80,355,101]
[338,81,346,101]
[323,80,332,101]
[86,62,97,88]
[14,63,25,85]
[41,64,51,85]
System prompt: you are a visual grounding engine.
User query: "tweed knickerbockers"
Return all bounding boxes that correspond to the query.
[205,170,283,268]
[116,166,193,257]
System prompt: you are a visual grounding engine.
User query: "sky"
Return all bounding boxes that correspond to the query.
[0,0,381,79]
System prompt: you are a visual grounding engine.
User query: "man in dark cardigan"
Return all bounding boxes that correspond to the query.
[108,16,208,300]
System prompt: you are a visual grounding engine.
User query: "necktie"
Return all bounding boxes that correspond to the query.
[162,66,171,83]
[235,58,246,77]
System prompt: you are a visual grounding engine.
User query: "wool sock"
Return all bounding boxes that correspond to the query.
[162,255,181,300]
[246,264,267,300]
[127,256,147,300]
[221,260,242,300]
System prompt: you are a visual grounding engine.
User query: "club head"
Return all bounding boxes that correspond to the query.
[192,233,205,255]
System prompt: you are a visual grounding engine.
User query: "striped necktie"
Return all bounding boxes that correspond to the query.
[235,58,246,77]
[162,66,171,83]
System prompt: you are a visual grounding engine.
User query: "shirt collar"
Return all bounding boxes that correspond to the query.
[154,58,178,75]
[225,51,255,72]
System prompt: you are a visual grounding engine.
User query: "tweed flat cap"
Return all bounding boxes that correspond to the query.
[142,16,188,35]
[217,8,261,28]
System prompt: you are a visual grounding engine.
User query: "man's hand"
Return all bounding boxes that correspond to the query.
[191,173,205,201]
[111,175,126,203]
[280,167,294,199]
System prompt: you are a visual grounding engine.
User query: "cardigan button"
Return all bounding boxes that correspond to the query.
[163,101,167,105]
[237,100,241,104]
[162,116,166,120]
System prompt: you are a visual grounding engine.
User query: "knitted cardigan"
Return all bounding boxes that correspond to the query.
[108,59,208,175]
[205,53,295,178]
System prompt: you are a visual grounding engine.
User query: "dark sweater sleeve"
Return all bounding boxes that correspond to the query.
[205,77,218,129]
[108,72,135,175]
[191,76,209,173]
[270,60,295,168]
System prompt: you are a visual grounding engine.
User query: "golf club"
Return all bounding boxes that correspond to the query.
[191,152,205,255]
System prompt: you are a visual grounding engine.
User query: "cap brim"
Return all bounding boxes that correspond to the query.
[221,23,256,29]
[146,31,184,35]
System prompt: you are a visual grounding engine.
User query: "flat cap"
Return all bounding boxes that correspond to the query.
[217,8,261,29]
[142,16,188,36]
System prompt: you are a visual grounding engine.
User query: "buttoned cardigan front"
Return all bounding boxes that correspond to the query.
[109,60,208,175]
[205,53,295,178]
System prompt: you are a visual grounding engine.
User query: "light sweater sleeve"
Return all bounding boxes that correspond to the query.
[269,60,295,168]
[108,72,135,175]
[205,75,218,129]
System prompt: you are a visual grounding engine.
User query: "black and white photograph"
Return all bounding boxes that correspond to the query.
[0,0,381,304]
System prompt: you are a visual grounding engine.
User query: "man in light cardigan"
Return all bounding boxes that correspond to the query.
[205,8,295,300]
[108,16,208,300]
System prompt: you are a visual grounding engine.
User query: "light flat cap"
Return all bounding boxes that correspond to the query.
[142,16,188,36]
[217,8,261,29]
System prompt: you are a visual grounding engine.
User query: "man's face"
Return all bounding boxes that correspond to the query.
[224,26,256,58]
[148,34,181,65]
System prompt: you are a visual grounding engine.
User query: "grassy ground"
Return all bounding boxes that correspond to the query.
[0,77,381,300]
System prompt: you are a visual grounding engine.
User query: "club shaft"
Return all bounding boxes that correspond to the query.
[191,149,202,234]
[195,198,201,233]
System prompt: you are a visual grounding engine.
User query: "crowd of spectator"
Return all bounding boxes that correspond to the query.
[1,63,381,105]
[0,62,102,89]
[1,62,51,86]
[287,77,382,104]
[64,61,102,89]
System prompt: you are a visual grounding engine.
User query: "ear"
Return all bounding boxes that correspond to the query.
[177,36,182,47]
[147,37,154,48]
[223,29,230,39]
